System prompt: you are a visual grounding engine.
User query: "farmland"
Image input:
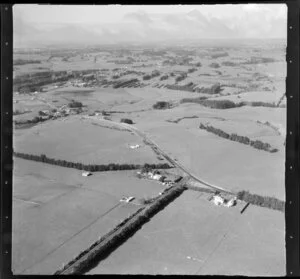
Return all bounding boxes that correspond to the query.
[13,38,286,275]
[86,190,285,276]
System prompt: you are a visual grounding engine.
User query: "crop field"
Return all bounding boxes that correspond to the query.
[12,157,168,274]
[87,190,285,276]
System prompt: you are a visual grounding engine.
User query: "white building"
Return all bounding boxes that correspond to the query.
[82,171,92,177]
[212,195,225,206]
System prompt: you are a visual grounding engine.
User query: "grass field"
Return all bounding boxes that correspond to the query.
[87,190,285,276]
[12,158,166,274]
[13,116,164,165]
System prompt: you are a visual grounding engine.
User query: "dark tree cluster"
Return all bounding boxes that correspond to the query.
[222,61,236,67]
[68,100,83,108]
[209,63,220,68]
[160,75,169,81]
[120,118,134,124]
[175,73,187,83]
[188,68,197,73]
[211,52,229,59]
[199,123,278,153]
[237,191,284,212]
[13,152,173,172]
[152,101,172,110]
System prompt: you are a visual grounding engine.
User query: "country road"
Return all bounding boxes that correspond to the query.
[82,115,234,195]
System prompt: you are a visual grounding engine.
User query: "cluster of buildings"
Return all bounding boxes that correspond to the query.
[211,195,237,207]
[137,169,182,187]
[38,104,82,120]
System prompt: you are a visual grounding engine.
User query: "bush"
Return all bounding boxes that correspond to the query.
[120,118,133,124]
[153,101,171,110]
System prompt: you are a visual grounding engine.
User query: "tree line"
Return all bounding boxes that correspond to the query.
[199,123,278,153]
[13,151,173,171]
[237,190,284,212]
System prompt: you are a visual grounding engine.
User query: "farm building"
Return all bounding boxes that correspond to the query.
[212,195,225,206]
[82,171,92,177]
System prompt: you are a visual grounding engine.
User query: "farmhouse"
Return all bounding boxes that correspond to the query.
[212,195,225,206]
[82,171,92,177]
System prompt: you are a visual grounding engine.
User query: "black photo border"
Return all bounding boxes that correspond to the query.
[1,0,299,278]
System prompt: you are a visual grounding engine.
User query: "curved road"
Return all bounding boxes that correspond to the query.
[83,116,234,195]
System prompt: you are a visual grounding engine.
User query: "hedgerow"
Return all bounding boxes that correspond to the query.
[237,191,285,212]
[13,152,173,171]
[199,123,278,153]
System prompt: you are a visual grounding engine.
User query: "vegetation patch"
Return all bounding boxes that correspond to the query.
[199,123,278,153]
[237,191,285,212]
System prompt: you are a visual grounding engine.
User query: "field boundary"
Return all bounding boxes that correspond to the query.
[13,151,173,172]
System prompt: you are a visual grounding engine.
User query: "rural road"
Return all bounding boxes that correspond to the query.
[83,115,234,195]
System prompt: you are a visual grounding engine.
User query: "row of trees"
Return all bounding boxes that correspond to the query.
[13,151,173,172]
[166,82,195,92]
[180,96,208,104]
[199,123,278,153]
[14,116,47,125]
[143,70,161,81]
[113,78,139,88]
[237,191,284,212]
[56,184,185,274]
[200,99,240,109]
[14,59,41,66]
[196,83,222,94]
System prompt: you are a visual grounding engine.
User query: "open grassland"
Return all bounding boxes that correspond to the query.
[12,157,168,274]
[87,190,285,276]
[13,116,165,165]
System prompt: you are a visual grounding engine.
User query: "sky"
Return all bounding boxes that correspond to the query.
[13,4,287,47]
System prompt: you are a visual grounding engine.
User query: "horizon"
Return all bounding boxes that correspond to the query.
[13,4,287,48]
